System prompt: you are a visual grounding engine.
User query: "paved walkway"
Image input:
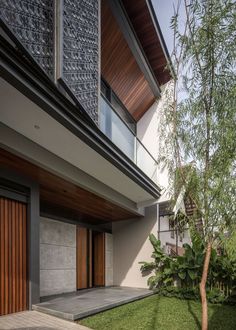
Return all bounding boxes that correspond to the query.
[0,311,91,330]
[33,286,153,320]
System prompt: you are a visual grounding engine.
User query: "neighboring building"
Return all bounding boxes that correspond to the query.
[158,201,191,256]
[0,0,175,316]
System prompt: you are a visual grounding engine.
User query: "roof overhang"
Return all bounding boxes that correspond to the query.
[104,0,174,121]
[121,0,174,86]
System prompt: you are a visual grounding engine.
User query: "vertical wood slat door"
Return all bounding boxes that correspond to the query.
[93,232,105,287]
[0,197,28,315]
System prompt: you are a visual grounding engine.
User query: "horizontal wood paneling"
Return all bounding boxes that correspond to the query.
[0,148,138,224]
[122,0,171,86]
[0,197,28,315]
[101,0,155,121]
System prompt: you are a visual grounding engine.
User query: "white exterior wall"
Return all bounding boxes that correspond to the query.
[137,83,172,202]
[113,205,158,288]
[137,100,159,159]
[40,217,76,297]
[105,233,113,286]
[137,83,191,250]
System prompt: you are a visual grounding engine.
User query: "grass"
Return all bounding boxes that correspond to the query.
[79,295,236,330]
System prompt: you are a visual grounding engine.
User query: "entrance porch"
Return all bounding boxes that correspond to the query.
[32,287,153,321]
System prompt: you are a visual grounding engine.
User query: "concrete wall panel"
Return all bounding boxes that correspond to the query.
[40,244,76,270]
[40,217,76,296]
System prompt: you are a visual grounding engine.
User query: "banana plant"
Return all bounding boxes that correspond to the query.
[140,234,236,292]
[140,234,178,289]
[175,242,204,285]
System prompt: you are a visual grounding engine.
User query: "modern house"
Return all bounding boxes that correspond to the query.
[0,0,175,316]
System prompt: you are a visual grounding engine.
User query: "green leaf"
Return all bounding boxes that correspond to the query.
[163,277,173,285]
[188,269,198,280]
[178,271,187,280]
[139,261,156,272]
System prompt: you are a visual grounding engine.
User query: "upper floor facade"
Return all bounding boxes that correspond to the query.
[0,0,173,211]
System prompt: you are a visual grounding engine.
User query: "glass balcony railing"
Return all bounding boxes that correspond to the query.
[100,96,135,161]
[136,140,158,184]
[100,95,158,185]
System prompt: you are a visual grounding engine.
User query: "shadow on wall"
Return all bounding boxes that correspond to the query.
[112,205,157,287]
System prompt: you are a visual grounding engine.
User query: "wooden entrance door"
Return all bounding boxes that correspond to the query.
[0,197,28,315]
[93,232,105,287]
[76,226,105,289]
[76,226,90,289]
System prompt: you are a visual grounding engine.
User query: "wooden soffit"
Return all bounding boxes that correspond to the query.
[0,148,140,224]
[101,0,156,121]
[121,0,172,86]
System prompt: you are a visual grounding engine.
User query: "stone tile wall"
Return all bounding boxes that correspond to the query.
[40,217,76,297]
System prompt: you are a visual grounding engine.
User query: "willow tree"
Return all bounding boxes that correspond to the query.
[159,1,236,329]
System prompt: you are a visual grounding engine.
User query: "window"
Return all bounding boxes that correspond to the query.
[101,79,111,100]
[169,218,175,239]
[101,77,136,134]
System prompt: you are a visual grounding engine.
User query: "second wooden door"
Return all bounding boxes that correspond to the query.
[76,226,105,289]
[93,231,105,287]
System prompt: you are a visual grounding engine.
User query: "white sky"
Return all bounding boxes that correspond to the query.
[152,0,175,54]
[152,0,188,101]
[152,0,186,55]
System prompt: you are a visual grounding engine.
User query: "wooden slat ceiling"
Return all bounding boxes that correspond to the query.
[0,148,140,224]
[121,0,172,86]
[101,0,156,121]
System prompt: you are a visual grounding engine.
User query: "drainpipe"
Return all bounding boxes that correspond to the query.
[176,220,178,255]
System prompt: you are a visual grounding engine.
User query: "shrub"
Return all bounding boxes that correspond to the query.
[156,286,234,305]
[140,234,236,304]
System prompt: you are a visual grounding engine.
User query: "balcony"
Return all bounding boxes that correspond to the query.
[100,95,158,185]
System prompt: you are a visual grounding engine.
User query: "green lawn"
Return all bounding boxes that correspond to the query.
[79,295,236,330]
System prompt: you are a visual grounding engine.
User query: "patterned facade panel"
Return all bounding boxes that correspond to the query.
[0,0,54,78]
[62,0,99,124]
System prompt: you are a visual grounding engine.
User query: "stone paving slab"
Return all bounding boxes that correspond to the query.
[33,286,153,321]
[0,311,91,330]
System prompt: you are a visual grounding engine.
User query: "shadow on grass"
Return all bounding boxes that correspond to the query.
[148,295,160,330]
[208,303,236,330]
[186,300,201,330]
[186,300,236,330]
[2,328,55,330]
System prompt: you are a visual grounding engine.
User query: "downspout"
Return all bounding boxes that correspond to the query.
[176,221,178,255]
